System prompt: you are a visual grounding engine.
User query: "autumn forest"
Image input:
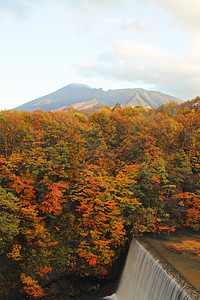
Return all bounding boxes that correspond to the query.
[0,98,200,298]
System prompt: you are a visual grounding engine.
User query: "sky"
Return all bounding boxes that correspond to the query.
[0,0,200,110]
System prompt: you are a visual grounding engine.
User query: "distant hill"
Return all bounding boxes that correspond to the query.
[13,83,182,112]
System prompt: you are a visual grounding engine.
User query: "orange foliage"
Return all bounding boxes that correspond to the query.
[1,104,200,293]
[41,183,63,215]
[20,273,45,298]
[168,240,200,256]
[7,244,22,261]
[89,257,97,266]
[36,266,53,278]
[151,176,160,184]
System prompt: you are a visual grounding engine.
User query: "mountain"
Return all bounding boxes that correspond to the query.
[13,83,182,112]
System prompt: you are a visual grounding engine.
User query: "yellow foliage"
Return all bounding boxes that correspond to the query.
[20,273,45,298]
[7,244,22,261]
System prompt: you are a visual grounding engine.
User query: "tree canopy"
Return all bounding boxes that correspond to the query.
[0,99,200,297]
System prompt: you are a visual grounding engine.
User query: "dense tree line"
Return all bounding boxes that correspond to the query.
[0,99,200,297]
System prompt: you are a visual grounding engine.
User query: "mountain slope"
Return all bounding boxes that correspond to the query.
[13,83,182,112]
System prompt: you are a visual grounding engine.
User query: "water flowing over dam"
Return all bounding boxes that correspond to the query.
[105,239,191,300]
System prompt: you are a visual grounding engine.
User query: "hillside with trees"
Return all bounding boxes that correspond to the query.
[0,99,200,298]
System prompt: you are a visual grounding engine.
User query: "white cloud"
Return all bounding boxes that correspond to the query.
[0,0,28,17]
[151,0,200,30]
[78,41,200,100]
[54,0,133,33]
[75,1,200,100]
[67,0,131,13]
[55,0,132,19]
[106,18,148,33]
[0,0,47,18]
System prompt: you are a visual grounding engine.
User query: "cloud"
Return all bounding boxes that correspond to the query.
[0,0,132,20]
[67,0,131,13]
[0,0,27,17]
[78,41,200,100]
[0,0,44,18]
[55,0,132,21]
[55,0,133,29]
[106,18,148,33]
[151,0,200,31]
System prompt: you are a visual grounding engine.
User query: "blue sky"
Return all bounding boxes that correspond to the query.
[0,0,200,110]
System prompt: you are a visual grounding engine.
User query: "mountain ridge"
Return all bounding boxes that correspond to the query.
[13,83,182,112]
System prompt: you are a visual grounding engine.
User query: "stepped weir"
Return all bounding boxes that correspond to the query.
[105,239,191,300]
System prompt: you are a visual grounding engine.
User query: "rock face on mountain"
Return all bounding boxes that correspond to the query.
[13,83,182,112]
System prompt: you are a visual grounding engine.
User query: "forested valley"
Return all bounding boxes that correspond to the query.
[0,98,200,298]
